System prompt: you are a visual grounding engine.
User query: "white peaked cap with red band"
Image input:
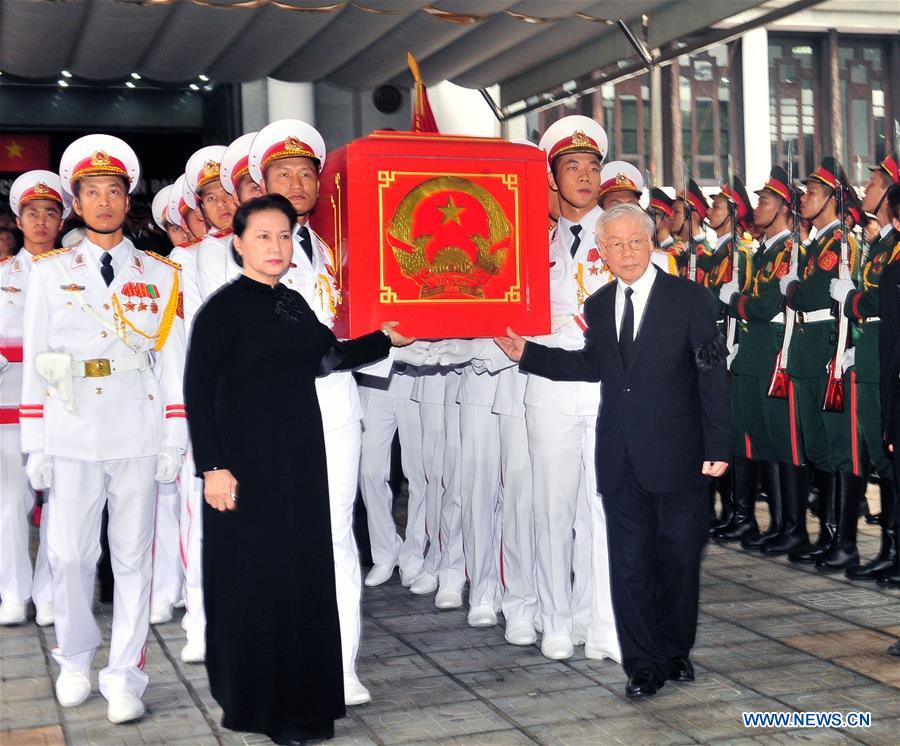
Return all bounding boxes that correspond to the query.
[9,170,72,219]
[248,119,326,184]
[151,184,174,230]
[220,132,258,195]
[598,161,644,200]
[185,145,228,194]
[166,174,194,229]
[59,134,140,194]
[538,115,608,171]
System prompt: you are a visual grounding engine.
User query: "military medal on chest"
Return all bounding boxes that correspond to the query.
[120,281,160,314]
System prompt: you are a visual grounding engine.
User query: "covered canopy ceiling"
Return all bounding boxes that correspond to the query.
[0,0,770,105]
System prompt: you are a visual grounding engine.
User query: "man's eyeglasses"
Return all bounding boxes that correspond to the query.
[601,238,650,254]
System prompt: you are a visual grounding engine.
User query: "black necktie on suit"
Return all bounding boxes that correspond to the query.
[297,225,313,263]
[100,252,114,287]
[569,225,583,258]
[619,287,634,362]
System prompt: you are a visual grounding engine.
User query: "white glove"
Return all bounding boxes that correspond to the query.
[431,339,484,366]
[718,281,740,305]
[841,347,856,373]
[391,341,433,366]
[155,445,184,484]
[829,277,855,304]
[0,352,8,373]
[26,452,53,490]
[779,272,799,295]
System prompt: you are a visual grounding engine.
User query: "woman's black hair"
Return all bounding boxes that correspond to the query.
[232,194,297,238]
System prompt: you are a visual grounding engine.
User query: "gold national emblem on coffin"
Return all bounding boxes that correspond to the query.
[91,150,111,167]
[387,176,511,299]
[59,283,86,291]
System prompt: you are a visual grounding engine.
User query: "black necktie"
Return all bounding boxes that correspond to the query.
[619,287,634,362]
[100,252,114,287]
[569,225,583,258]
[297,225,313,263]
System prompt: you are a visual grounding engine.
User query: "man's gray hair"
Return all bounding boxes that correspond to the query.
[595,203,654,242]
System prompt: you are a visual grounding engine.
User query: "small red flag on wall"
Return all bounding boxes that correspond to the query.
[0,135,50,172]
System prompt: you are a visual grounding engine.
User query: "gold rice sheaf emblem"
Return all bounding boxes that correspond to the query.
[615,173,634,188]
[570,130,592,149]
[388,176,511,299]
[34,182,50,196]
[91,150,111,167]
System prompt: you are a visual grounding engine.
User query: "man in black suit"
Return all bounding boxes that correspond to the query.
[496,203,731,697]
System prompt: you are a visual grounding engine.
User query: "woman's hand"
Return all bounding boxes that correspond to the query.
[381,321,416,347]
[204,469,238,512]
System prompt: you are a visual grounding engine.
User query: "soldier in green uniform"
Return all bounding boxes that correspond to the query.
[674,180,714,284]
[704,176,761,543]
[830,151,900,579]
[781,156,862,570]
[719,167,809,553]
[648,187,686,265]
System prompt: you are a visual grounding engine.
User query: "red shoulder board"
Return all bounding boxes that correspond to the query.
[817,250,838,271]
[696,268,706,285]
[776,262,790,278]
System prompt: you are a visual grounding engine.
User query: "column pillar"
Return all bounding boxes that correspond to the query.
[741,27,772,188]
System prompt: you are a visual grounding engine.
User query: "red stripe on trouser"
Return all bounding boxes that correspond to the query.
[744,433,753,459]
[0,407,19,424]
[788,380,801,466]
[850,371,860,476]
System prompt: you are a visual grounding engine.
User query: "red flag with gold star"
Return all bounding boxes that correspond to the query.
[407,52,439,134]
[0,135,50,172]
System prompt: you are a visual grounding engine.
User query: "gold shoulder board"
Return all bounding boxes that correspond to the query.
[145,251,182,271]
[32,247,73,262]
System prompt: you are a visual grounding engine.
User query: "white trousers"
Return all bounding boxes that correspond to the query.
[358,391,427,577]
[325,422,363,676]
[458,403,502,610]
[0,424,51,607]
[48,456,156,699]
[525,408,594,643]
[178,449,205,648]
[151,479,183,609]
[498,414,537,627]
[437,391,466,592]
[585,495,621,661]
[417,401,446,577]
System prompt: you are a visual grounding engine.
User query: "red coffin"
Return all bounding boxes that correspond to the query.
[310,131,551,339]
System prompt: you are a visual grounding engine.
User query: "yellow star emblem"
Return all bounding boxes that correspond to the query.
[5,140,24,159]
[437,195,465,225]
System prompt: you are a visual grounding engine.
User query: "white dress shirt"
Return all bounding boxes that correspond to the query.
[614,263,657,342]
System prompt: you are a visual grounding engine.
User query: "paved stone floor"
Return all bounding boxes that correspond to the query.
[2,496,899,745]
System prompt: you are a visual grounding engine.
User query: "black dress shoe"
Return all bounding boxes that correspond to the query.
[668,656,695,682]
[625,668,663,698]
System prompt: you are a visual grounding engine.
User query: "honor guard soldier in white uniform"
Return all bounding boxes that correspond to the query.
[0,171,68,627]
[20,135,186,723]
[248,119,372,706]
[529,115,620,662]
[145,185,186,626]
[151,184,189,248]
[184,145,236,301]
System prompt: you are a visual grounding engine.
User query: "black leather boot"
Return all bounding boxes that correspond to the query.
[789,470,836,564]
[709,470,735,535]
[743,461,782,550]
[715,458,759,541]
[816,471,864,572]
[847,479,897,580]
[762,464,810,555]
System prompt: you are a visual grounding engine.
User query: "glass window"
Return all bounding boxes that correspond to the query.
[769,35,820,177]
